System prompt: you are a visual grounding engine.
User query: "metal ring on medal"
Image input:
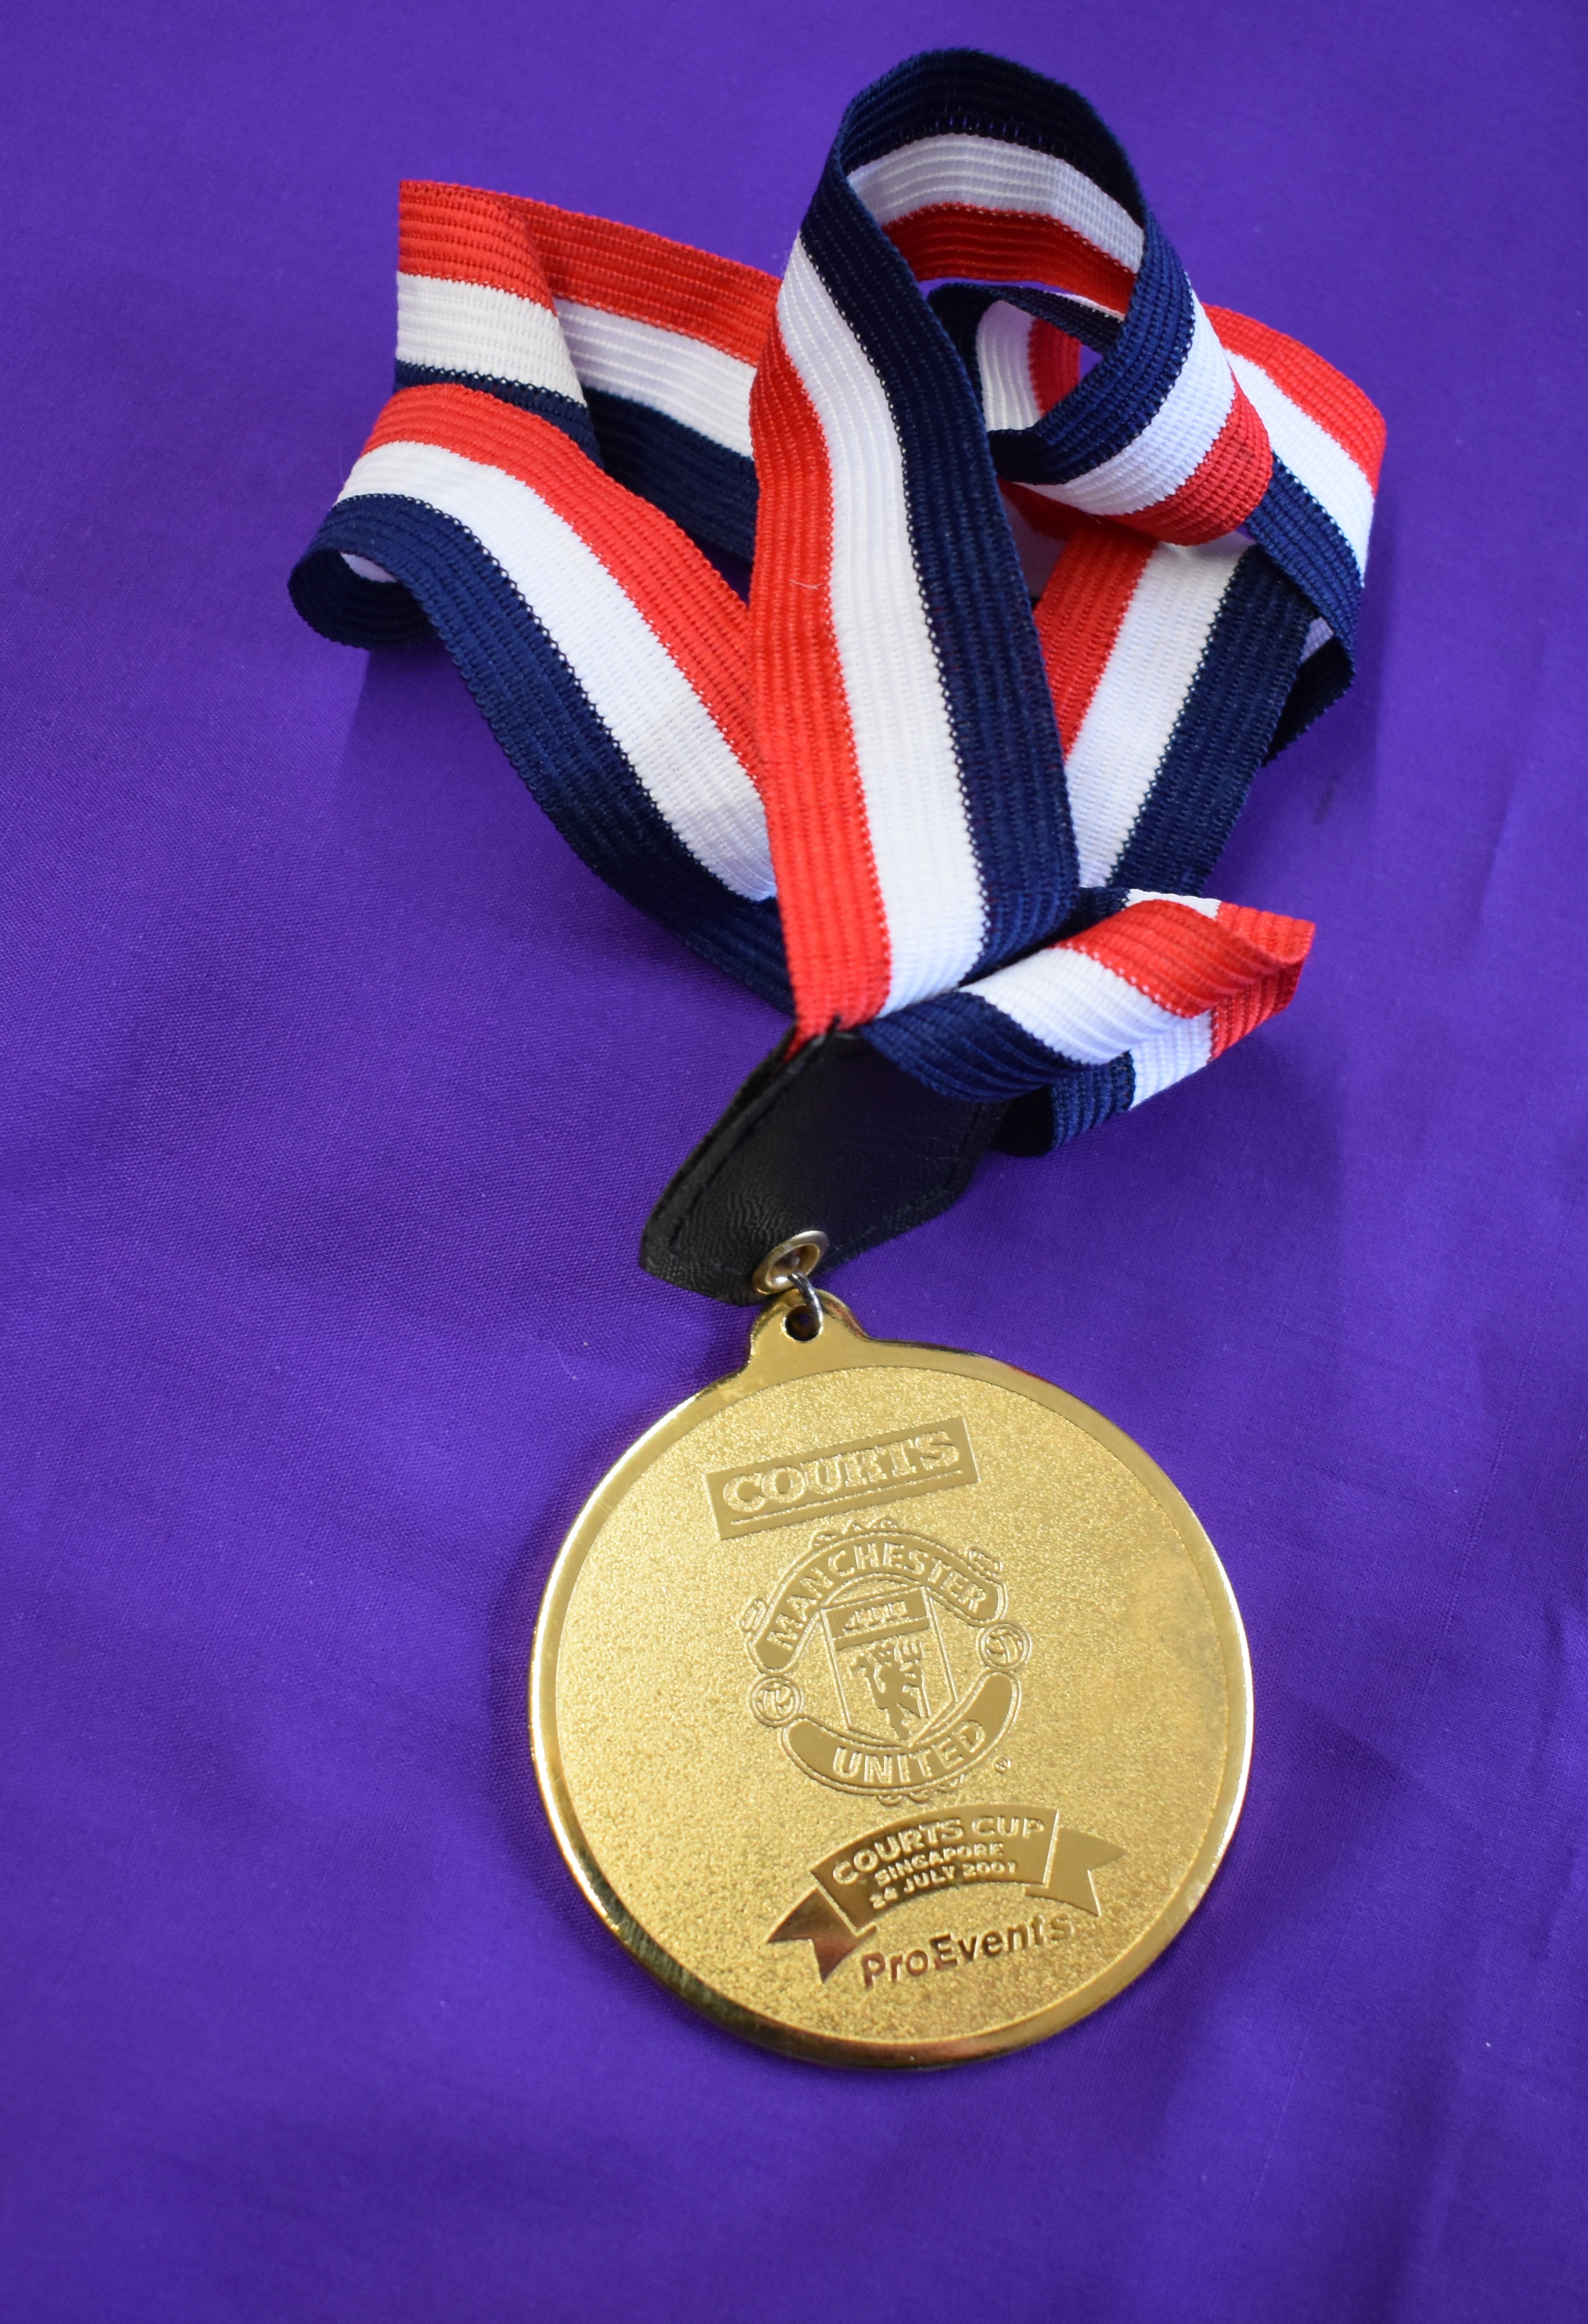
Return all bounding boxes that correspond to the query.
[529,1292,1251,2067]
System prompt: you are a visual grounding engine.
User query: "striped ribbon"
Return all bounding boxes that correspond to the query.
[291,50,1382,1136]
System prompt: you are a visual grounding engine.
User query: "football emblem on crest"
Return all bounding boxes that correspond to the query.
[740,1516,1030,1804]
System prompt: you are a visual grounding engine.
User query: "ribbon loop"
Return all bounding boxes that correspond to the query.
[289,48,1382,1141]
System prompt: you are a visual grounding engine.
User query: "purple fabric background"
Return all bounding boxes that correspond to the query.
[4,3,1585,2316]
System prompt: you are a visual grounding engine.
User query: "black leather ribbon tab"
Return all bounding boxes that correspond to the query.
[639,1033,1010,1303]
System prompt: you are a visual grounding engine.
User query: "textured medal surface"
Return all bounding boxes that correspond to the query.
[530,1294,1250,2067]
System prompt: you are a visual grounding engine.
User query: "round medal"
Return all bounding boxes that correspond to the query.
[530,1280,1251,2068]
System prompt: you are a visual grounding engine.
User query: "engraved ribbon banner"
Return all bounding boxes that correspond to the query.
[769,1805,1125,1979]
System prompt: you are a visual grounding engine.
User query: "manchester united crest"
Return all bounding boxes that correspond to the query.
[740,1514,1031,1803]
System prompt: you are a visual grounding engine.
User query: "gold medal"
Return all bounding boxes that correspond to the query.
[530,1240,1250,2067]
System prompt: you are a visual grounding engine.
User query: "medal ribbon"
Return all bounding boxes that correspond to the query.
[291,50,1382,1132]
